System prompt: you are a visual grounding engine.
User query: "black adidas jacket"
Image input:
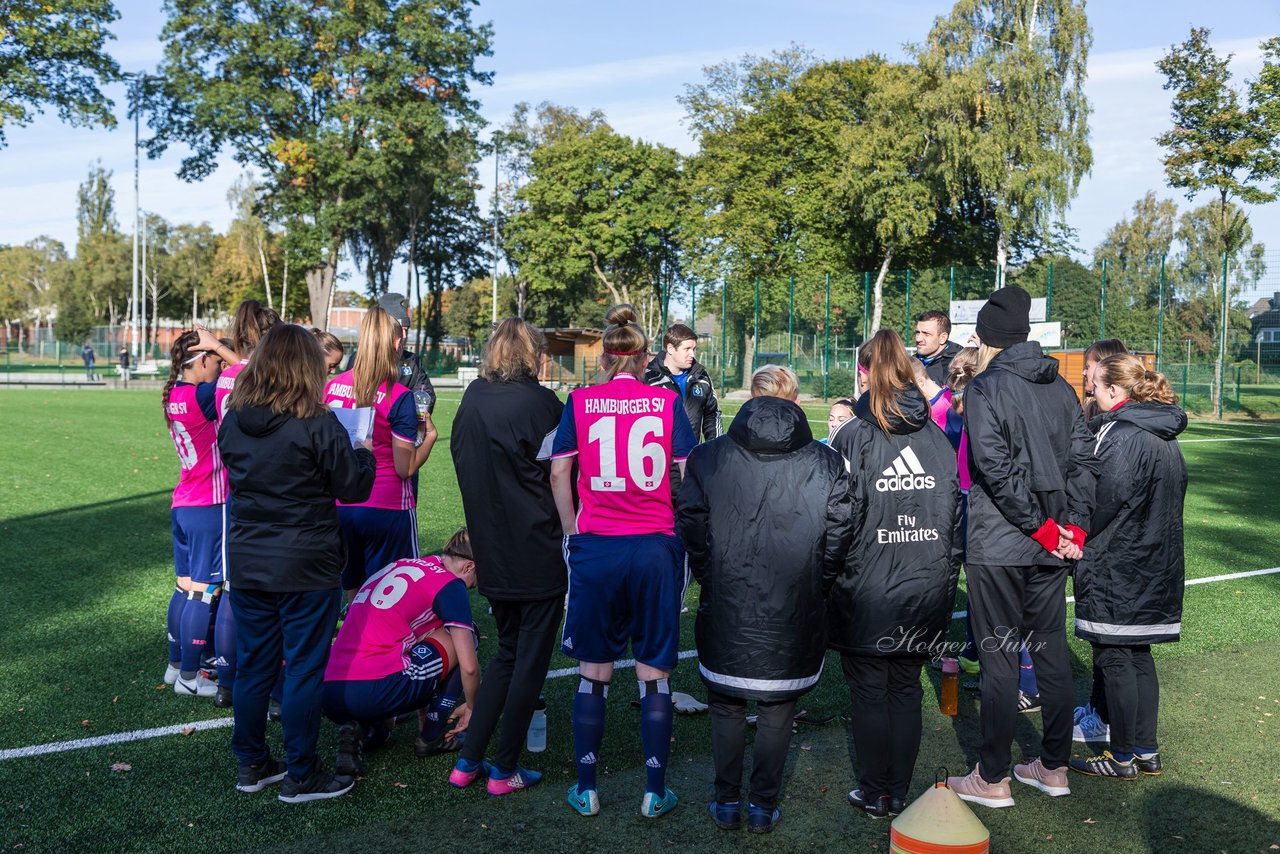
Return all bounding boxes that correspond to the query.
[677,396,853,702]
[219,405,375,592]
[451,374,567,601]
[825,389,963,656]
[1074,402,1187,645]
[919,339,963,387]
[964,342,1099,567]
[644,357,721,443]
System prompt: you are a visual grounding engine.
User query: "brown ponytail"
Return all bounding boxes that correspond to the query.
[859,329,920,432]
[1097,354,1177,405]
[163,331,203,423]
[599,304,649,382]
[229,299,282,358]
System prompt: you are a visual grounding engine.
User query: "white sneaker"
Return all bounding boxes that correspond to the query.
[174,672,218,698]
[164,663,181,686]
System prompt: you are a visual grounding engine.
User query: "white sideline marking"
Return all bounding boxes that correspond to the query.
[1178,435,1280,444]
[4,565,1279,763]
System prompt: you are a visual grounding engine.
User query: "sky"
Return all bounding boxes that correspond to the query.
[3,0,1280,297]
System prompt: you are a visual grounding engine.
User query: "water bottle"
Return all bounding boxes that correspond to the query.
[526,696,547,752]
[940,658,960,716]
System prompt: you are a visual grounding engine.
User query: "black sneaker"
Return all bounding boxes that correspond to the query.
[1018,691,1042,714]
[336,722,365,777]
[415,730,465,758]
[278,769,355,803]
[1069,751,1138,780]
[214,686,233,709]
[848,788,889,819]
[236,757,287,793]
[267,698,282,722]
[1134,752,1163,776]
[889,796,907,816]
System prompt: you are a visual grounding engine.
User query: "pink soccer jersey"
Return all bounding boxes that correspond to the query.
[214,360,248,424]
[167,382,225,507]
[550,373,697,537]
[324,371,418,510]
[324,556,474,682]
[928,388,953,432]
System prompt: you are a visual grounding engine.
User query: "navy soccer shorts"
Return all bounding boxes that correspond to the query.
[322,636,448,725]
[338,506,419,590]
[560,532,686,671]
[171,505,224,584]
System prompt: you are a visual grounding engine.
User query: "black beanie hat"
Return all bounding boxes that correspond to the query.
[975,286,1032,349]
[378,293,411,328]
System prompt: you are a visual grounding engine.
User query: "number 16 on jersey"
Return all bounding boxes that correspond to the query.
[587,414,666,493]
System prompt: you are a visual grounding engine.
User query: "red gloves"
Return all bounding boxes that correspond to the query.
[1065,524,1087,549]
[1031,518,1061,553]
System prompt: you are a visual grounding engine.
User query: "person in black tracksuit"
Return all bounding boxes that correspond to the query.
[1069,355,1187,781]
[677,374,852,834]
[947,287,1099,809]
[645,323,722,500]
[449,319,567,783]
[217,324,376,802]
[827,330,963,820]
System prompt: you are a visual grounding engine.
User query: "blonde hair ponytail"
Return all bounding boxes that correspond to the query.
[599,304,649,382]
[1097,355,1177,405]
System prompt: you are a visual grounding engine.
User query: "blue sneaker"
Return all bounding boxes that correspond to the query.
[747,803,781,834]
[486,765,541,796]
[567,784,600,816]
[1073,709,1110,743]
[640,787,679,818]
[708,800,741,830]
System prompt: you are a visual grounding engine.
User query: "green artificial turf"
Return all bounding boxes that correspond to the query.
[1,388,1278,853]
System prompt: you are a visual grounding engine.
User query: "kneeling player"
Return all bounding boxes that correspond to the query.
[322,529,481,777]
[548,304,696,818]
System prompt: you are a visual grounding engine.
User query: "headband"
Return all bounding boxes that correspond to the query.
[604,349,645,356]
[857,363,869,376]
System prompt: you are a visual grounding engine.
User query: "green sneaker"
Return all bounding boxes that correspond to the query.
[957,654,981,675]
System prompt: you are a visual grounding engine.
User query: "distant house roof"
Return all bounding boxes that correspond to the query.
[1249,292,1280,336]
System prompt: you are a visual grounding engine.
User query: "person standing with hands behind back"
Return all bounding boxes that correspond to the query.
[218,325,376,803]
[551,305,697,820]
[947,287,1098,809]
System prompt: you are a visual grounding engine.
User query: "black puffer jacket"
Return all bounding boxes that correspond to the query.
[1074,402,1188,645]
[219,405,375,592]
[826,388,963,656]
[677,396,853,702]
[920,339,963,387]
[451,375,567,601]
[964,342,1099,567]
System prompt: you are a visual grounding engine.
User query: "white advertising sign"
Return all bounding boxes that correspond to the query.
[950,322,1062,349]
[951,298,1047,324]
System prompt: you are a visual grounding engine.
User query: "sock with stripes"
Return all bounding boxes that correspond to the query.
[638,678,672,795]
[179,591,213,675]
[166,585,185,666]
[420,667,464,743]
[573,677,609,790]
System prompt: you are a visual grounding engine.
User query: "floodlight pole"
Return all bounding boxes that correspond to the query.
[491,134,500,327]
[130,75,141,361]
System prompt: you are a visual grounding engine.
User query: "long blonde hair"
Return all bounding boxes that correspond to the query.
[859,329,920,432]
[481,318,545,381]
[599,304,649,382]
[975,343,1003,375]
[228,325,327,419]
[352,306,401,407]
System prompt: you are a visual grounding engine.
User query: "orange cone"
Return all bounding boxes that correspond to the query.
[890,774,990,854]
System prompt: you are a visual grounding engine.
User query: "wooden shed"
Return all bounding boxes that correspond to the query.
[1050,349,1157,400]
[540,328,603,386]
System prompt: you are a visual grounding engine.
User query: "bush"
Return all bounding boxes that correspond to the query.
[808,367,857,399]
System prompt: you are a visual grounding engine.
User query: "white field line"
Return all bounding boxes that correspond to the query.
[1178,435,1280,444]
[3,565,1278,763]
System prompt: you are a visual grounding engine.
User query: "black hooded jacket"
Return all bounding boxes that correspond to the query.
[825,388,963,656]
[1074,402,1188,645]
[964,342,1099,567]
[677,396,853,702]
[919,339,963,387]
[218,405,375,592]
[644,357,721,443]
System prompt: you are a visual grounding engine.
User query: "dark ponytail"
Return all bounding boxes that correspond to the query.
[163,331,203,423]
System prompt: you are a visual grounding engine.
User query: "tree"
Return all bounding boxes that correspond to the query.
[146,0,492,327]
[0,0,121,146]
[917,0,1092,272]
[507,120,683,332]
[67,162,130,331]
[1157,28,1279,257]
[1091,192,1178,346]
[0,237,69,346]
[1156,28,1280,412]
[226,174,278,309]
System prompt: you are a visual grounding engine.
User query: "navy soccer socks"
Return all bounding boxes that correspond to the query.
[639,678,672,796]
[573,676,609,790]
